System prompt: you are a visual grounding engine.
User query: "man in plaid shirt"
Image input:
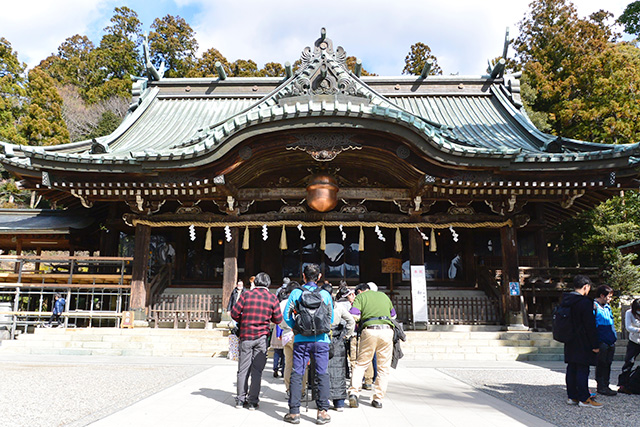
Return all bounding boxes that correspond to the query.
[230,272,283,410]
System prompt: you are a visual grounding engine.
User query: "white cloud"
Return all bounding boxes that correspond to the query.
[1,0,632,74]
[186,0,631,75]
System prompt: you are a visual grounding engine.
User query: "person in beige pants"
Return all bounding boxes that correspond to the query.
[347,282,396,409]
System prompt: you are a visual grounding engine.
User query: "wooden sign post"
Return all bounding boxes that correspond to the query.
[381,257,402,294]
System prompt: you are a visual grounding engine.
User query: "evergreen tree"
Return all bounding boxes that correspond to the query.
[96,6,144,80]
[149,14,198,78]
[18,68,69,146]
[514,0,640,144]
[0,37,27,144]
[403,42,442,75]
[187,47,231,77]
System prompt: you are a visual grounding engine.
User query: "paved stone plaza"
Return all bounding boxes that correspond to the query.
[1,354,638,427]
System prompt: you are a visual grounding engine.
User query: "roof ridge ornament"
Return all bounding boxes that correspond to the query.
[282,27,365,100]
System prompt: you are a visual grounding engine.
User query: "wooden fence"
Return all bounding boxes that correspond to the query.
[149,294,223,328]
[392,295,502,325]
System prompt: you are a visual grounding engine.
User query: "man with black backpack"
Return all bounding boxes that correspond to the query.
[559,275,602,408]
[283,264,334,425]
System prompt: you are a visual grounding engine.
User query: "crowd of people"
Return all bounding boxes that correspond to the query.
[561,275,640,408]
[227,264,398,424]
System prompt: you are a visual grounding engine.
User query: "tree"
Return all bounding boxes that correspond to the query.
[40,34,99,91]
[514,0,640,144]
[96,7,144,81]
[619,1,640,37]
[345,56,374,76]
[187,47,231,77]
[149,15,198,78]
[58,84,128,142]
[260,62,284,77]
[18,68,69,146]
[403,42,442,75]
[0,37,27,144]
[230,59,259,77]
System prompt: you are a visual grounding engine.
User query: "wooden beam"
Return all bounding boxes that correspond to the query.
[237,187,412,201]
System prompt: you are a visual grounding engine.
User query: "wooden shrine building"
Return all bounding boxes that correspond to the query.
[2,30,639,326]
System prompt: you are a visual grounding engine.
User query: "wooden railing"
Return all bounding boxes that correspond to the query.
[0,256,133,338]
[149,294,223,328]
[0,255,133,288]
[392,295,502,325]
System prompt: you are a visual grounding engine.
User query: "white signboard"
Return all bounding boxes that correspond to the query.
[411,265,428,323]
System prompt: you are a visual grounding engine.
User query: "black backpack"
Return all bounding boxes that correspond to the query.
[628,366,640,394]
[552,304,574,343]
[292,286,332,337]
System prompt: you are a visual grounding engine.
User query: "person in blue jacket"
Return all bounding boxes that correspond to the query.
[594,284,617,396]
[48,293,66,327]
[283,263,334,425]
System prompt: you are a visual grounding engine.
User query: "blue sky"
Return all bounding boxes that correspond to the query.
[0,0,634,76]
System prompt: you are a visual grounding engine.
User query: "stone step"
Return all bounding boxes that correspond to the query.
[0,328,629,361]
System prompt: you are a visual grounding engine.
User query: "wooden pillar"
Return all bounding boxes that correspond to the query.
[409,227,425,266]
[131,223,151,322]
[222,227,239,310]
[500,225,525,327]
[14,239,22,273]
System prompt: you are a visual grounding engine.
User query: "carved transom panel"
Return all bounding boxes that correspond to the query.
[287,133,361,162]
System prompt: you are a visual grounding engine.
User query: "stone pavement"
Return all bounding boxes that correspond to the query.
[87,358,552,427]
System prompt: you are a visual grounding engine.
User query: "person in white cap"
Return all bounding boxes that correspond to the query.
[367,282,378,292]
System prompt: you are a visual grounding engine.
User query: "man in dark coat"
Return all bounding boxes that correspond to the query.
[561,275,602,408]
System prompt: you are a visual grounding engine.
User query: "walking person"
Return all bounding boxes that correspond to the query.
[561,275,602,408]
[347,282,396,409]
[230,272,282,410]
[618,298,640,393]
[594,285,617,396]
[283,264,334,425]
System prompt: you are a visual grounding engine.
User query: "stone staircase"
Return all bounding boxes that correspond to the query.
[0,327,629,361]
[0,327,229,357]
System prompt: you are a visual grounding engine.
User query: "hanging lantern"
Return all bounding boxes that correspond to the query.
[306,174,339,212]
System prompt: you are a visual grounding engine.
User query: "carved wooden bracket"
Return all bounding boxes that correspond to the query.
[485,195,527,216]
[560,191,585,209]
[70,190,93,209]
[126,197,165,214]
